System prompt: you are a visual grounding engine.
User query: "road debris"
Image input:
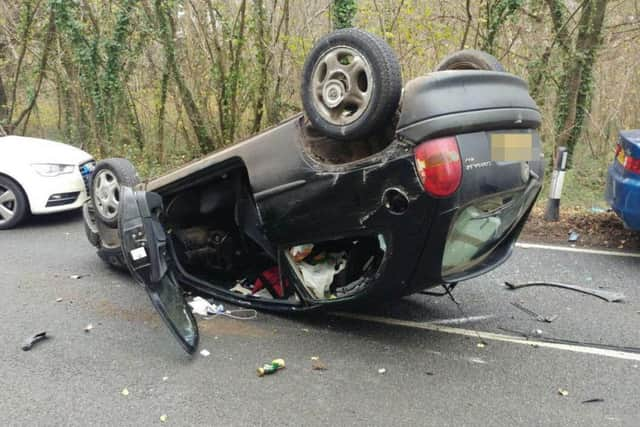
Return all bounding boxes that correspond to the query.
[188,296,257,320]
[511,301,558,323]
[581,398,604,404]
[160,414,168,422]
[69,274,89,280]
[200,349,210,357]
[84,323,93,332]
[21,331,49,351]
[504,281,625,303]
[162,376,168,381]
[121,388,129,396]
[257,358,285,377]
[476,342,486,348]
[55,298,63,303]
[378,368,387,374]
[568,230,580,243]
[311,356,327,371]
[188,296,222,316]
[558,388,569,396]
[468,357,487,364]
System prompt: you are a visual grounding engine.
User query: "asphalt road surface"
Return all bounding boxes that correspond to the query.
[1,211,639,426]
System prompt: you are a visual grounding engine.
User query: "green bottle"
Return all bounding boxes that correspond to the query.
[257,358,286,376]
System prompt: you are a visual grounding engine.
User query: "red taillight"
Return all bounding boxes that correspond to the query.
[414,137,462,197]
[624,156,640,174]
[615,143,622,157]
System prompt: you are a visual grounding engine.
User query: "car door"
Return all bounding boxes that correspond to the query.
[118,186,199,354]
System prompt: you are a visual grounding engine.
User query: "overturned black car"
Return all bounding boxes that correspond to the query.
[83,29,544,353]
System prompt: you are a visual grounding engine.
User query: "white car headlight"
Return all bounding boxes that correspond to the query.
[31,163,76,177]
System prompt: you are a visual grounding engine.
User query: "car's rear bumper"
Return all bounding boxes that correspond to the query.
[605,164,640,230]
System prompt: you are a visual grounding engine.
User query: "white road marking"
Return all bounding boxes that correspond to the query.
[431,315,495,325]
[516,242,640,258]
[332,312,640,362]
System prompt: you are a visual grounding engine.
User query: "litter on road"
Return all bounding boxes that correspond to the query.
[311,356,327,371]
[257,358,285,377]
[504,281,625,303]
[581,398,605,404]
[84,323,93,332]
[558,388,569,396]
[188,296,258,320]
[21,331,48,351]
[200,349,210,357]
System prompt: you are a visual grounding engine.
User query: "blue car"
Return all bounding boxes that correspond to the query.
[605,130,640,230]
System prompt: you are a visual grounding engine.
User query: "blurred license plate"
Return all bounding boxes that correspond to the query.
[491,134,533,161]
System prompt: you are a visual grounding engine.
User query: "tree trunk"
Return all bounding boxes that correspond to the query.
[553,0,608,157]
[156,0,214,154]
[0,73,8,125]
[252,0,268,134]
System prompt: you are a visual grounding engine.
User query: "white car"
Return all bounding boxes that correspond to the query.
[0,136,95,229]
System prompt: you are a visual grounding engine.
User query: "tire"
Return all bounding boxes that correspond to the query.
[90,158,140,227]
[97,246,128,272]
[301,28,402,140]
[435,49,506,72]
[0,175,29,230]
[82,200,127,271]
[83,202,101,247]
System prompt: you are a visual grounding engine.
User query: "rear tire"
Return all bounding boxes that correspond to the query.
[90,158,140,228]
[0,175,29,230]
[435,49,505,72]
[301,28,402,140]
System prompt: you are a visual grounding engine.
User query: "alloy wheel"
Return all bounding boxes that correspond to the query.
[93,169,120,221]
[0,185,16,225]
[310,45,373,126]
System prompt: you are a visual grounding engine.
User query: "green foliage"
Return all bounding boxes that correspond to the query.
[482,0,524,54]
[333,0,357,29]
[49,0,137,154]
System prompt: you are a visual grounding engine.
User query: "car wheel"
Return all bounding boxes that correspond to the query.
[96,246,128,272]
[90,158,140,228]
[83,201,128,271]
[0,175,29,230]
[435,49,505,72]
[301,28,402,140]
[83,201,101,248]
